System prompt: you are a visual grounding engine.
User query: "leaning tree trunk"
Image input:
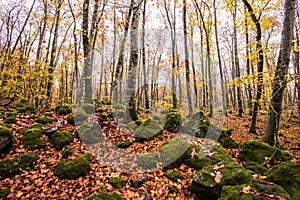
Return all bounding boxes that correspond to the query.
[264,0,296,146]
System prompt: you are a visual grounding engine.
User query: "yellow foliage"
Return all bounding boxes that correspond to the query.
[0,53,51,105]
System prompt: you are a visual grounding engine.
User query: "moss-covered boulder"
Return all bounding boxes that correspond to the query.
[110,176,127,188]
[76,123,102,144]
[35,116,55,124]
[55,104,72,115]
[238,140,290,164]
[244,162,268,175]
[163,110,181,132]
[115,140,133,148]
[165,171,185,182]
[184,143,234,169]
[134,121,162,141]
[67,114,75,125]
[22,124,46,150]
[137,152,158,169]
[55,153,91,179]
[161,136,191,169]
[266,161,300,199]
[85,192,123,200]
[0,187,10,198]
[17,106,37,114]
[182,112,238,148]
[50,131,73,149]
[4,116,17,124]
[62,148,74,158]
[190,163,253,200]
[81,103,95,114]
[73,109,88,125]
[0,154,36,179]
[219,179,291,200]
[0,125,14,153]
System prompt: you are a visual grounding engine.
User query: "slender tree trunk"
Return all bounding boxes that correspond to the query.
[113,0,134,102]
[183,0,193,115]
[264,0,296,146]
[214,0,227,116]
[46,0,62,104]
[233,1,243,117]
[82,0,93,103]
[244,6,252,114]
[142,0,150,109]
[126,0,140,121]
[243,0,264,134]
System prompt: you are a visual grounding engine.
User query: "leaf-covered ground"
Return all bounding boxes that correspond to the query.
[0,106,299,200]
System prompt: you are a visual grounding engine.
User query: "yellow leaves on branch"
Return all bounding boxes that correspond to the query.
[0,53,51,102]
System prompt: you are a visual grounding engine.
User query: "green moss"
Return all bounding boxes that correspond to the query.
[0,187,10,198]
[163,110,182,132]
[67,114,75,125]
[110,177,127,188]
[137,152,158,169]
[135,119,142,126]
[55,104,72,115]
[220,163,253,186]
[244,162,268,175]
[62,148,74,158]
[238,140,289,164]
[161,136,191,169]
[85,192,123,200]
[191,162,253,200]
[73,109,88,125]
[35,116,55,124]
[22,124,46,150]
[185,143,234,169]
[50,131,73,149]
[81,103,95,114]
[115,140,133,148]
[165,171,185,182]
[17,106,37,114]
[0,125,14,153]
[266,161,300,199]
[134,121,162,141]
[77,123,102,144]
[0,154,36,179]
[4,116,17,124]
[219,179,291,200]
[55,153,91,180]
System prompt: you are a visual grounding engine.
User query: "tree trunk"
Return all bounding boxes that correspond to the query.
[126,0,140,121]
[264,0,296,146]
[183,0,193,115]
[243,0,264,134]
[214,0,227,116]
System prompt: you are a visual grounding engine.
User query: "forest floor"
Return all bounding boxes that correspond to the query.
[0,105,299,200]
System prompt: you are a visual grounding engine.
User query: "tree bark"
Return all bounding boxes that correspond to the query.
[242,0,264,134]
[264,0,296,146]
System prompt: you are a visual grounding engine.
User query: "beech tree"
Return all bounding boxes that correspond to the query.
[264,0,296,146]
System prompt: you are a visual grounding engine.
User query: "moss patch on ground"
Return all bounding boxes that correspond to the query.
[22,124,46,150]
[50,131,73,149]
[55,153,91,180]
[85,192,123,200]
[0,125,14,153]
[163,109,182,132]
[165,171,185,182]
[35,116,55,124]
[55,104,72,115]
[238,140,290,164]
[76,123,102,144]
[0,154,36,179]
[266,161,300,199]
[110,177,127,188]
